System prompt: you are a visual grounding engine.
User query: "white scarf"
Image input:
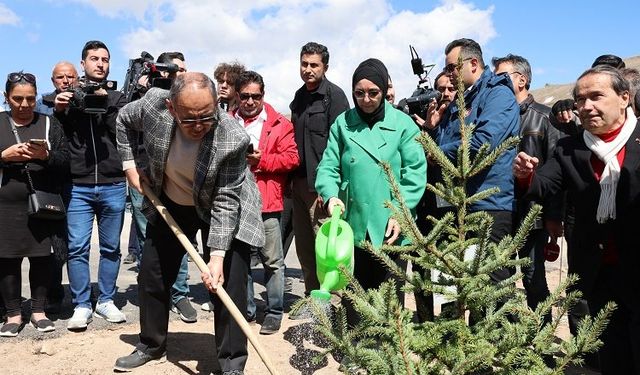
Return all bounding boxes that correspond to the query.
[583,107,637,223]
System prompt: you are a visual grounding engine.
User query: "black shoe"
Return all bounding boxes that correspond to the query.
[30,317,55,332]
[284,277,293,293]
[171,298,197,323]
[122,253,136,265]
[259,315,282,335]
[222,371,244,375]
[114,349,165,372]
[45,300,62,315]
[0,322,22,337]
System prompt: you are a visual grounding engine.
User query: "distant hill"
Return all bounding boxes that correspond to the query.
[531,56,640,106]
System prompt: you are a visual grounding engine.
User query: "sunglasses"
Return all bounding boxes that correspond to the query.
[8,72,36,84]
[239,93,263,101]
[353,89,381,99]
[444,58,472,73]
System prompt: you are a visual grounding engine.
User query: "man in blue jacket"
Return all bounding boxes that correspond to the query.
[430,38,520,281]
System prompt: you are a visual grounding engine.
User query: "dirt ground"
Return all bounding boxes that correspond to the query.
[0,217,598,374]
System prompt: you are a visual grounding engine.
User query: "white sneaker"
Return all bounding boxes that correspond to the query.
[201,301,213,312]
[67,307,93,330]
[94,301,126,323]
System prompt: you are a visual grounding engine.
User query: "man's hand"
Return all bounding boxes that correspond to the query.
[327,197,345,216]
[125,168,150,194]
[201,255,224,293]
[246,149,262,166]
[414,99,447,130]
[513,152,539,179]
[551,99,576,124]
[385,217,401,245]
[545,219,564,238]
[54,91,73,112]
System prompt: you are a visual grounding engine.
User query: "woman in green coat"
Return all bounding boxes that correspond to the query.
[315,58,426,307]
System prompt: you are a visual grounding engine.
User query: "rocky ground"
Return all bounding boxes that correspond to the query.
[0,214,599,374]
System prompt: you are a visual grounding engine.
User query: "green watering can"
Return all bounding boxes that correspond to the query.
[311,209,354,301]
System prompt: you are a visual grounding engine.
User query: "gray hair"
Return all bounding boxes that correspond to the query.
[492,54,532,90]
[169,72,217,103]
[573,65,630,100]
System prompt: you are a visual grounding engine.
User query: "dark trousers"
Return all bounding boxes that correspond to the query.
[587,266,640,375]
[135,196,250,372]
[0,256,50,316]
[517,228,551,323]
[47,254,65,303]
[346,246,406,326]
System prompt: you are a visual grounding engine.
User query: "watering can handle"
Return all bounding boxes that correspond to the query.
[328,208,341,252]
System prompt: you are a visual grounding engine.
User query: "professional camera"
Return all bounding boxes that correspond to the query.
[67,78,117,114]
[397,45,441,119]
[122,51,180,102]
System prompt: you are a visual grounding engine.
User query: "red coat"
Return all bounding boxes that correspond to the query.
[246,103,299,213]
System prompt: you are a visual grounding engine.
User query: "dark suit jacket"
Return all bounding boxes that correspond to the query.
[116,88,265,252]
[525,121,640,306]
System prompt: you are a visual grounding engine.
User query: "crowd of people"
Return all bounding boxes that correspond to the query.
[0,36,638,375]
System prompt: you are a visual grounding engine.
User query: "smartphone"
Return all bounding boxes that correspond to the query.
[246,144,254,154]
[28,139,48,147]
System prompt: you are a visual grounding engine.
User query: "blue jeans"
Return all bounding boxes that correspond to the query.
[248,213,284,319]
[129,187,190,304]
[66,183,126,308]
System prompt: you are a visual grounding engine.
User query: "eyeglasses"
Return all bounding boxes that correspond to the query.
[353,89,381,99]
[239,93,263,101]
[444,58,472,73]
[176,114,216,128]
[8,72,36,84]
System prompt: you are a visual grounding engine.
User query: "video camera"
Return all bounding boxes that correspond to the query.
[122,51,180,102]
[397,45,441,119]
[67,78,117,114]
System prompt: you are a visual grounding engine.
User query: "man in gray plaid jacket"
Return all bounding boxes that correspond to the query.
[113,72,264,375]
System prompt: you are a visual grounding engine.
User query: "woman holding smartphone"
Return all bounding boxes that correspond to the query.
[0,71,69,336]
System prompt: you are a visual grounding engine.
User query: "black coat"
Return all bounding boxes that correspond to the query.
[290,78,349,191]
[525,123,640,306]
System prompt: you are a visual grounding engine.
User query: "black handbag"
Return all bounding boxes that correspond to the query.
[9,116,66,220]
[27,187,66,220]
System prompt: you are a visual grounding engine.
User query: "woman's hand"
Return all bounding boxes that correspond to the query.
[1,143,33,162]
[327,197,345,216]
[24,142,49,161]
[201,255,225,293]
[385,218,401,245]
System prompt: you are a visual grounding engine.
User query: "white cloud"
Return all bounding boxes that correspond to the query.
[80,0,497,112]
[0,3,20,25]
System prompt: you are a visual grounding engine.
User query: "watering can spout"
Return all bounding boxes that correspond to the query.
[311,208,354,300]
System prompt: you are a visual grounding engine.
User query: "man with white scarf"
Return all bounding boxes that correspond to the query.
[513,64,640,375]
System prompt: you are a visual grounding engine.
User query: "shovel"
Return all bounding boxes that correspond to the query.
[142,183,280,375]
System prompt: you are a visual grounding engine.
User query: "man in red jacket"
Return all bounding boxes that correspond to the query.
[233,71,299,334]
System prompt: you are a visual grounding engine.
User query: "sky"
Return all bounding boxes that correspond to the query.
[0,0,638,113]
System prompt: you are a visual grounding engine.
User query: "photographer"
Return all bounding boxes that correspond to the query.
[54,40,128,330]
[412,71,455,130]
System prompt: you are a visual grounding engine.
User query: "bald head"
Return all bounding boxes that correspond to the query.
[51,61,78,93]
[169,72,217,103]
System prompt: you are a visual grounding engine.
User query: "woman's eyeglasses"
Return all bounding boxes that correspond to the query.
[353,89,381,99]
[8,72,36,84]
